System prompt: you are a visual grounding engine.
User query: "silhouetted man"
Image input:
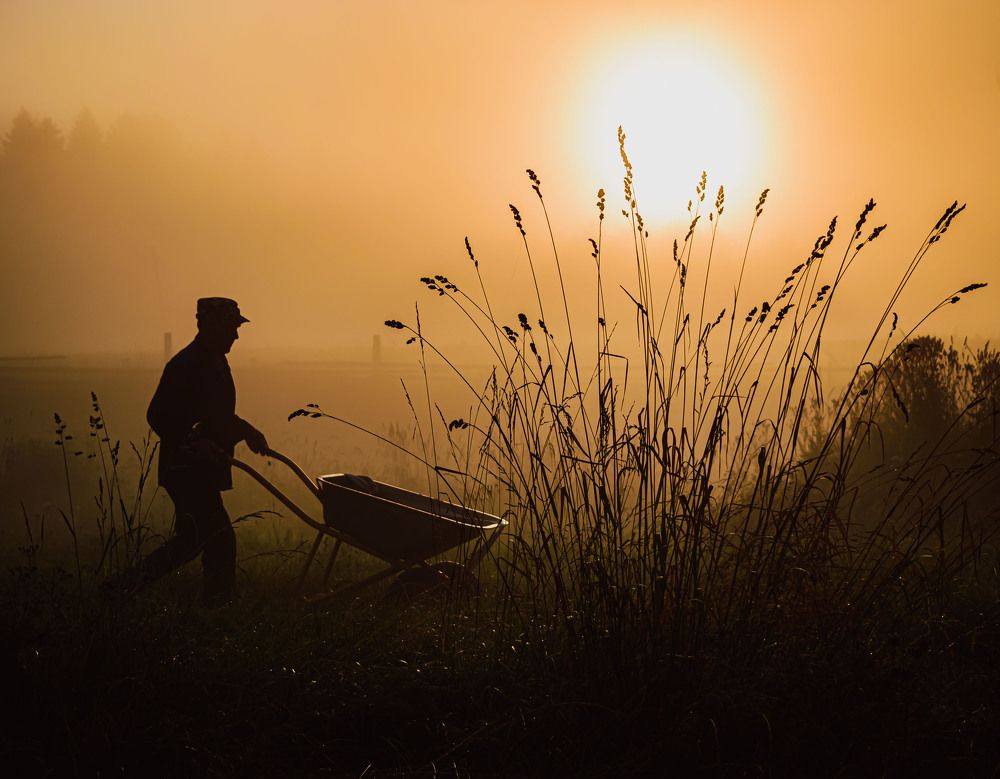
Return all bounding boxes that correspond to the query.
[137,297,269,606]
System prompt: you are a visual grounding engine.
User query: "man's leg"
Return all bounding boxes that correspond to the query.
[135,482,203,585]
[198,489,236,606]
[109,480,234,604]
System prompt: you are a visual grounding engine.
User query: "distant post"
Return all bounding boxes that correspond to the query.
[372,334,382,364]
[164,332,173,362]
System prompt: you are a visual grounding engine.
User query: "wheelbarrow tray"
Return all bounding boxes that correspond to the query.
[317,473,503,563]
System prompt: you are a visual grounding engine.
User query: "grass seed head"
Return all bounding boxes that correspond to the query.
[934,201,959,232]
[755,187,770,218]
[684,215,700,242]
[868,224,887,242]
[526,168,541,198]
[854,198,876,238]
[509,204,526,236]
[464,236,477,268]
[617,126,632,173]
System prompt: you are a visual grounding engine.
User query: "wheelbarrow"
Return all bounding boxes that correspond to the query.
[231,449,507,599]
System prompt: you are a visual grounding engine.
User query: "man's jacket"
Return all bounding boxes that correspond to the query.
[147,336,252,490]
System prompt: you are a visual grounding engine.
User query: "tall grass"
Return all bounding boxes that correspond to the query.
[7,394,163,605]
[85,391,161,576]
[298,130,1000,683]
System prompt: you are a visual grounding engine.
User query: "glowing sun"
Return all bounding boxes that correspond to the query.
[578,36,766,222]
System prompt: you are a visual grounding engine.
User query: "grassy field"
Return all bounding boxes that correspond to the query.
[4,158,1000,776]
[4,551,997,777]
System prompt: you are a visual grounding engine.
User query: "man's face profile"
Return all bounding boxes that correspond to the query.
[201,320,241,354]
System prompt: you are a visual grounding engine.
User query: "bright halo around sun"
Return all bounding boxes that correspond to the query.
[577,36,766,223]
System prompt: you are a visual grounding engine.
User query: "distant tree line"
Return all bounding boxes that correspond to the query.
[0,107,244,353]
[0,106,196,232]
[0,105,363,355]
[1,107,184,184]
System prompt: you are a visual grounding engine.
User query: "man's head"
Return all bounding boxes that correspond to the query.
[196,297,249,354]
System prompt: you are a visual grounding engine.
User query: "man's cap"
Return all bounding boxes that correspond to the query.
[196,297,250,325]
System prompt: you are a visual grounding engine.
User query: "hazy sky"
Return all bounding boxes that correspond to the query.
[1,0,998,357]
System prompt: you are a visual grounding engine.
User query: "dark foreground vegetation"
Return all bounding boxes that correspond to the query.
[4,145,1000,776]
[3,554,998,777]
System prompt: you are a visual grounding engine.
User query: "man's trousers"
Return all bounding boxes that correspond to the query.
[140,479,236,605]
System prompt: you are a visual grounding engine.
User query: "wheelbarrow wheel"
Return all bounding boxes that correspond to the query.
[386,561,479,602]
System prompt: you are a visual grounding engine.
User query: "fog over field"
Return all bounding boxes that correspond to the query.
[1,0,998,363]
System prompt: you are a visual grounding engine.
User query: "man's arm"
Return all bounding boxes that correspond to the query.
[233,415,269,455]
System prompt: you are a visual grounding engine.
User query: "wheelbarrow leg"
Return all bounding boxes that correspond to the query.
[297,531,325,591]
[321,538,343,587]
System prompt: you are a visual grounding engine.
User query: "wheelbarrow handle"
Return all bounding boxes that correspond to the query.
[259,447,321,499]
[231,455,326,533]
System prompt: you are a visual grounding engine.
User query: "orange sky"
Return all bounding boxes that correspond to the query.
[1,0,998,357]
